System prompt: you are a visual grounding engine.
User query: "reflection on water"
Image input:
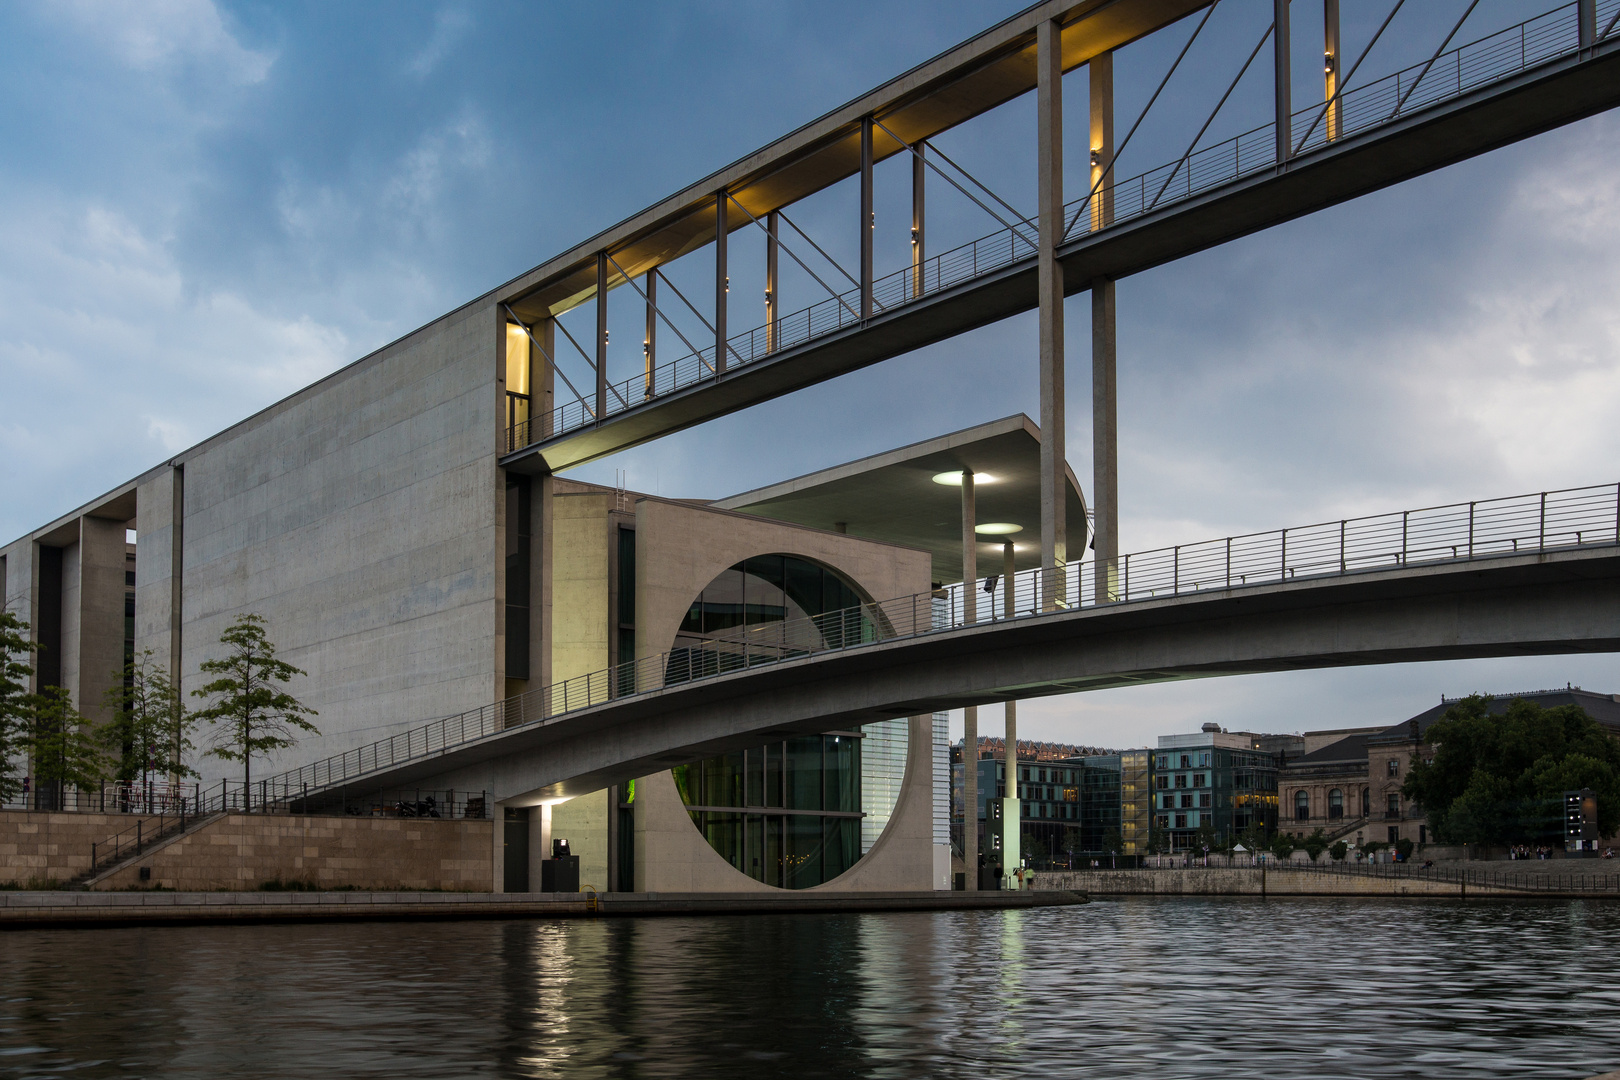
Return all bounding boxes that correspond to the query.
[3,898,1619,1078]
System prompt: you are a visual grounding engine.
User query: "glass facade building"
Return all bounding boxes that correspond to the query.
[1151,731,1278,851]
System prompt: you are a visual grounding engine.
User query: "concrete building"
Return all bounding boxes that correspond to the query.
[2,354,1076,892]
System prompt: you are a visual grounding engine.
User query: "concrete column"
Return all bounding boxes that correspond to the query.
[860,116,874,319]
[596,253,609,418]
[531,473,553,698]
[1275,0,1292,163]
[1092,278,1118,603]
[911,144,925,298]
[644,271,657,397]
[960,468,978,887]
[1323,0,1341,141]
[961,470,976,623]
[1002,537,1018,863]
[1037,17,1067,611]
[962,705,977,887]
[538,319,556,439]
[715,194,728,375]
[75,517,127,731]
[766,213,780,352]
[1089,52,1114,233]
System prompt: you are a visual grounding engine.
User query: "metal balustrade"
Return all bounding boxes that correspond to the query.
[506,0,1616,455]
[262,480,1620,804]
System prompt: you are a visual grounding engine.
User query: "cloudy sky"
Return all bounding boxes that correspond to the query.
[2,0,1618,749]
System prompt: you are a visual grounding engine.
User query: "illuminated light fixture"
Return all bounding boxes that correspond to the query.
[975,522,1023,536]
[931,471,996,486]
[1089,148,1103,167]
[1324,51,1335,74]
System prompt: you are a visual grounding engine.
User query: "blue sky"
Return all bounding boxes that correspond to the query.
[2,0,1619,748]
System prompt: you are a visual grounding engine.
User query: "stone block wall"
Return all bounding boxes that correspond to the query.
[0,811,132,885]
[92,814,495,891]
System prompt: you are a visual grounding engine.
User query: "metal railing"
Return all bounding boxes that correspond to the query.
[2,780,203,815]
[262,480,1620,802]
[506,0,1617,453]
[1049,855,1620,892]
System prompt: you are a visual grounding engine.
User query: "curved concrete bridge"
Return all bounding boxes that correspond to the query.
[301,543,1620,805]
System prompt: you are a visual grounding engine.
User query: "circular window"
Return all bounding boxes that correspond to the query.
[670,555,907,888]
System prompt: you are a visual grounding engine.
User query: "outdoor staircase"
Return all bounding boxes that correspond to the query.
[62,811,226,891]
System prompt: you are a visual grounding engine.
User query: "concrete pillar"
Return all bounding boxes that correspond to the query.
[765,213,780,352]
[911,144,925,298]
[1275,0,1292,163]
[715,194,728,375]
[75,517,127,731]
[1092,278,1118,602]
[860,117,874,319]
[1089,52,1114,234]
[538,319,556,439]
[1323,0,1341,141]
[532,473,553,699]
[644,271,657,397]
[1002,537,1018,833]
[596,253,609,418]
[960,468,978,887]
[1036,17,1066,610]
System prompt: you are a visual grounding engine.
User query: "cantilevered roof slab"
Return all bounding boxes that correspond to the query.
[714,414,1086,584]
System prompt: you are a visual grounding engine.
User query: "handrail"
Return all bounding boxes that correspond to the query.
[506,0,1609,452]
[262,479,1620,801]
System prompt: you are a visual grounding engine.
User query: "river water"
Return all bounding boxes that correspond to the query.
[2,897,1618,1079]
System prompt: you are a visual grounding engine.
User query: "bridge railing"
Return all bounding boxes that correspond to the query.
[262,480,1620,800]
[509,0,1612,453]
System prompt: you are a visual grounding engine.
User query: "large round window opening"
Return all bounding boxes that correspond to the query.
[670,555,908,889]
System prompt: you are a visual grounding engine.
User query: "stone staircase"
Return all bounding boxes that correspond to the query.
[62,811,225,891]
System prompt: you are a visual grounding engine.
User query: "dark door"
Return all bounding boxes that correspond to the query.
[504,808,530,892]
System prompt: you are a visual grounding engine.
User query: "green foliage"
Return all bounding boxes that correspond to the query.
[192,614,318,793]
[0,611,37,801]
[1403,695,1620,845]
[1100,828,1124,856]
[101,650,197,789]
[1302,828,1330,861]
[27,685,106,790]
[1145,824,1170,855]
[1270,833,1297,858]
[1395,837,1414,861]
[1329,840,1348,861]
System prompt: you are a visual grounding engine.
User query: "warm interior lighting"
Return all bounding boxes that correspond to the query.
[931,471,996,486]
[505,323,531,395]
[975,522,1023,535]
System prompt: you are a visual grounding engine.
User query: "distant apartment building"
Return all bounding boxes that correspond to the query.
[1151,724,1279,851]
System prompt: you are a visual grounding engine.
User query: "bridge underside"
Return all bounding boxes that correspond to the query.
[506,35,1620,474]
[299,547,1620,809]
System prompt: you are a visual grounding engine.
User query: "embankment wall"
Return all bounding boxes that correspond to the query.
[1035,868,1516,897]
[1,810,493,891]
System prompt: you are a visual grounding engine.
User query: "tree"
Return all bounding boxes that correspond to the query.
[1270,832,1297,859]
[27,686,106,804]
[192,615,318,805]
[1302,828,1330,861]
[1403,695,1620,845]
[1329,840,1348,861]
[0,611,37,802]
[101,650,197,808]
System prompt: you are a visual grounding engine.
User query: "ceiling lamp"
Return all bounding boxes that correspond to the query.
[931,471,996,486]
[975,523,1023,535]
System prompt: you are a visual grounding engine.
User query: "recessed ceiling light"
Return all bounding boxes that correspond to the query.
[975,522,1023,535]
[931,471,996,486]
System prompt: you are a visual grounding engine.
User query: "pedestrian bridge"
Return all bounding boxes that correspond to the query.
[267,483,1620,807]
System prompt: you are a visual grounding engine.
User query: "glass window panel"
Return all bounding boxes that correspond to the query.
[786,736,823,811]
[504,323,530,395]
[746,748,763,807]
[701,567,747,635]
[767,743,783,808]
[785,814,827,890]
